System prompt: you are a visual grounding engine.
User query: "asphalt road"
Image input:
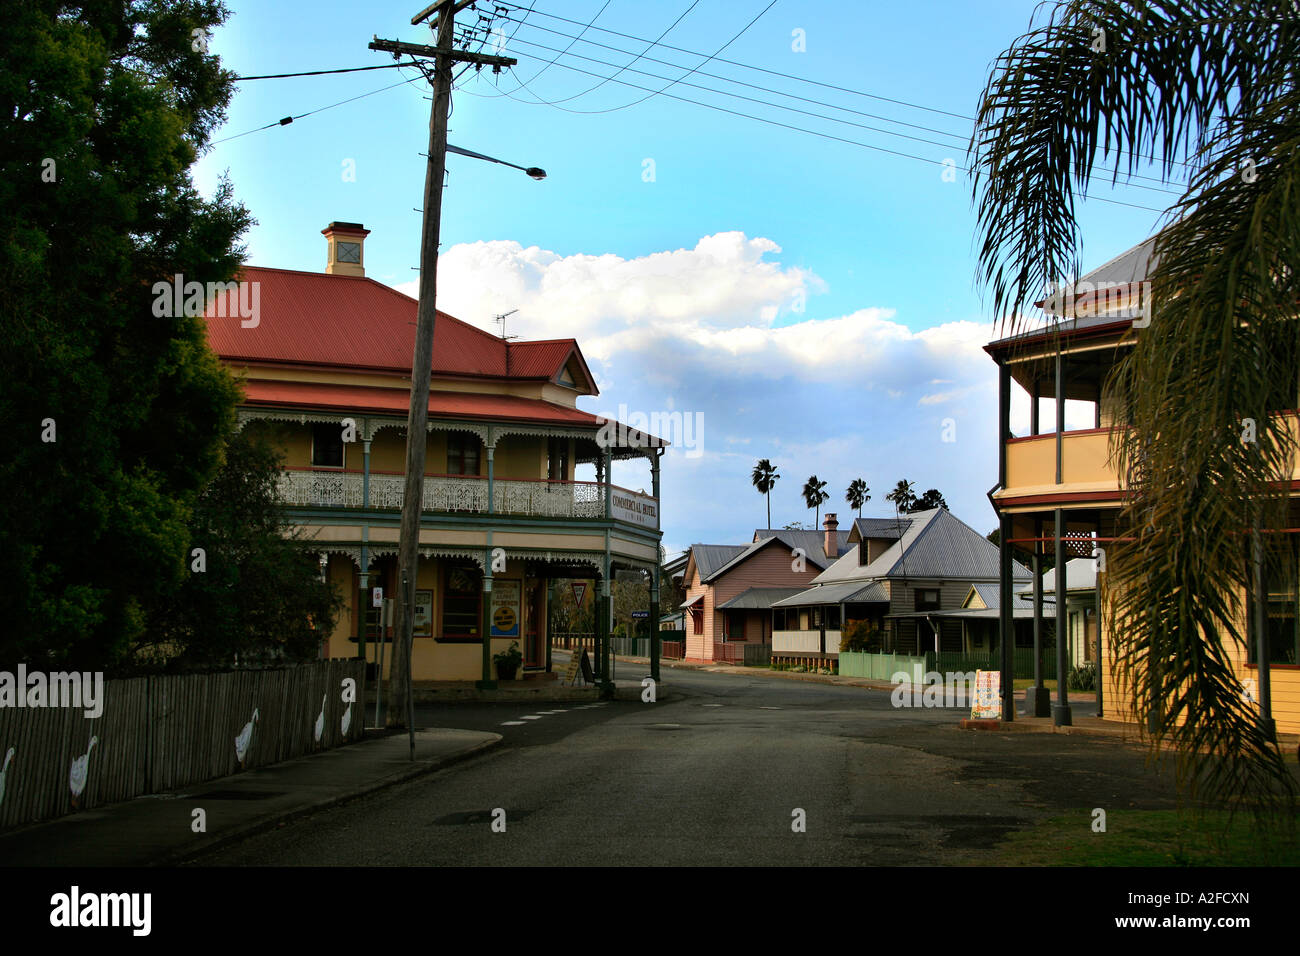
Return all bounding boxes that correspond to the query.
[191,667,1177,866]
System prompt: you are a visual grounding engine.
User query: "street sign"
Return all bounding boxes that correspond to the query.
[971,670,1002,719]
[570,582,587,606]
[631,611,649,619]
[372,586,383,608]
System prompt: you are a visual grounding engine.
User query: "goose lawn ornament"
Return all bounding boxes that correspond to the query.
[0,747,13,808]
[341,701,352,738]
[69,737,97,808]
[314,694,326,745]
[235,709,259,768]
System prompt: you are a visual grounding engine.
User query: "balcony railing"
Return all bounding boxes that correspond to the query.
[276,468,656,525]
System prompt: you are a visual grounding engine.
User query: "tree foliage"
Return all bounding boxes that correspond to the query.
[139,426,339,670]
[0,1,251,669]
[970,0,1299,811]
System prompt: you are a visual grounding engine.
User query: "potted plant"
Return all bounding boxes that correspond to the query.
[494,641,522,681]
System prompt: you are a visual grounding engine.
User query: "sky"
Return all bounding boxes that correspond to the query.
[194,0,1173,559]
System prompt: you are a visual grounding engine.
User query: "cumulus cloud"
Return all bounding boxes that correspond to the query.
[390,231,1013,549]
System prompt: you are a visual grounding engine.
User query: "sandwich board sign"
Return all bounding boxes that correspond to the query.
[562,649,582,685]
[971,670,1002,719]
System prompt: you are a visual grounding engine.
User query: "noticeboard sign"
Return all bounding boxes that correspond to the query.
[970,670,1002,719]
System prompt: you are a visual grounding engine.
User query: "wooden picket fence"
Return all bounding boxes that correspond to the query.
[0,659,366,831]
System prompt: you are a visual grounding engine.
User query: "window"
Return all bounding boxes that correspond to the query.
[915,588,941,611]
[773,608,787,630]
[311,423,344,468]
[447,433,480,476]
[547,437,570,481]
[690,606,703,635]
[1247,537,1300,666]
[441,564,482,638]
[827,605,841,630]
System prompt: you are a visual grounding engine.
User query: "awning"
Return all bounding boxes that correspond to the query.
[680,595,704,610]
[771,581,889,608]
[716,587,809,611]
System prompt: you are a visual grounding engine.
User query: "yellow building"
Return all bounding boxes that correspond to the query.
[987,237,1300,734]
[204,222,664,684]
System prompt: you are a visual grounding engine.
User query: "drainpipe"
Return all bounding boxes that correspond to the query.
[487,443,495,514]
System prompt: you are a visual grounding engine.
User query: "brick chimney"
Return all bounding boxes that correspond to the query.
[823,513,838,560]
[322,221,370,277]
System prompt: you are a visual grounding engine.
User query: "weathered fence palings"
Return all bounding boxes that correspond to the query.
[0,659,366,831]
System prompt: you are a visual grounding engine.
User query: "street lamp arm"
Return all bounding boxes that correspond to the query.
[447,143,546,180]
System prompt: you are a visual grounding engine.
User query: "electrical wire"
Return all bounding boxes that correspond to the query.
[523,0,701,107]
[210,68,426,145]
[475,0,613,99]
[233,63,409,81]
[474,54,1167,213]
[493,31,1185,197]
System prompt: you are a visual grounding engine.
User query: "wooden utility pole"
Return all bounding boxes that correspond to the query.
[370,1,516,730]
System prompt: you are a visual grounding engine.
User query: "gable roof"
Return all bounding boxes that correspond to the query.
[686,544,749,582]
[205,266,596,391]
[848,517,914,543]
[750,529,852,561]
[814,509,1032,584]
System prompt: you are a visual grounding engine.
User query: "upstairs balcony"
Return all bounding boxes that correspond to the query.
[276,467,660,529]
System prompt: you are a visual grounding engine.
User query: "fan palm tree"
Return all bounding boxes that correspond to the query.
[751,459,780,530]
[970,0,1298,810]
[884,479,915,516]
[801,475,830,526]
[846,479,870,517]
[913,489,948,512]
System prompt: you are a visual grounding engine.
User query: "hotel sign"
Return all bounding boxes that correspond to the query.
[611,490,659,529]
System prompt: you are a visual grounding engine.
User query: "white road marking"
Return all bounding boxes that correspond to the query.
[520,715,543,720]
[501,721,526,726]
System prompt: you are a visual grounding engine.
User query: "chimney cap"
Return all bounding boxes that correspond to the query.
[322,221,370,236]
[823,512,838,526]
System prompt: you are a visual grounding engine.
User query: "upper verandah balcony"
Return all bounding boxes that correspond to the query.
[985,237,1300,510]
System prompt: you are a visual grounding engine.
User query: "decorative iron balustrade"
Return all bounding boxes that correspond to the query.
[276,469,648,524]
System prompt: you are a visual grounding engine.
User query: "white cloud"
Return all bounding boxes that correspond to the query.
[390,232,1010,543]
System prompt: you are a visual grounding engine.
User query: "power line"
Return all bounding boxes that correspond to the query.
[527,0,702,107]
[475,0,613,99]
[473,54,1168,213]
[506,5,975,122]
[233,63,409,81]
[210,69,425,145]
[495,32,1186,197]
[555,0,780,115]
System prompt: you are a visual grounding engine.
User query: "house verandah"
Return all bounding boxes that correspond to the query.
[204,222,666,687]
[239,405,664,686]
[987,235,1300,732]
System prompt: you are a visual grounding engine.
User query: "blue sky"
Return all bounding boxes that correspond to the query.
[195,0,1172,558]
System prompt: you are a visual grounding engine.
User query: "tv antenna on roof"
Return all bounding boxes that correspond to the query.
[495,309,519,340]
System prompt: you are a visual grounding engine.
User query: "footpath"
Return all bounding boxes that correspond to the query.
[0,728,499,867]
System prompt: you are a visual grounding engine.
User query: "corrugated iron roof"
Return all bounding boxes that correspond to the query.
[815,509,1031,584]
[206,266,587,387]
[716,587,810,610]
[771,580,889,607]
[688,544,749,580]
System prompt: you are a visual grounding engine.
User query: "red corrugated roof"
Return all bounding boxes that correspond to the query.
[241,379,605,427]
[205,267,587,386]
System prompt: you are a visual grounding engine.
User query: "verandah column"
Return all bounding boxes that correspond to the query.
[1053,508,1072,726]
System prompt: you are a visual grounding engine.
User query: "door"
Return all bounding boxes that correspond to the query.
[524,579,545,669]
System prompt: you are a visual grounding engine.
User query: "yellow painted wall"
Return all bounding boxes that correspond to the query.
[1099,580,1300,736]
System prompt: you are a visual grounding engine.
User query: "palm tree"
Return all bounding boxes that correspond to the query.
[885,479,915,516]
[885,479,915,579]
[970,0,1298,809]
[846,479,870,517]
[801,475,829,526]
[751,459,780,530]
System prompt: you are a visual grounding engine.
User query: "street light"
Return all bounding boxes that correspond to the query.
[446,143,546,180]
